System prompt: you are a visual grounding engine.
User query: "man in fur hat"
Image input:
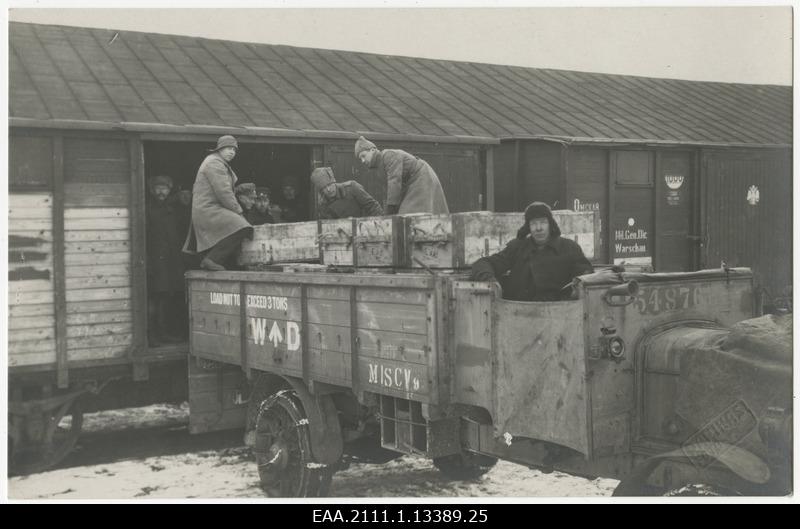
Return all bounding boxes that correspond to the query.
[354,136,449,215]
[471,202,593,301]
[311,166,383,219]
[182,135,253,271]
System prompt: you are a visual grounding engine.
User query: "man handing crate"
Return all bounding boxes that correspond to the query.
[311,166,383,219]
[354,136,449,215]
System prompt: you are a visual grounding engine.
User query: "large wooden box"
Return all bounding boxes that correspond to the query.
[319,216,404,267]
[405,210,598,269]
[239,221,319,266]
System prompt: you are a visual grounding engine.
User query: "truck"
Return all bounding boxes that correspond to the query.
[185,264,792,496]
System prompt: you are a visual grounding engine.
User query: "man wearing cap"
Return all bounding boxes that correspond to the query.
[471,202,593,301]
[235,183,272,226]
[253,187,276,225]
[311,167,383,219]
[183,135,253,271]
[146,175,186,344]
[354,136,449,215]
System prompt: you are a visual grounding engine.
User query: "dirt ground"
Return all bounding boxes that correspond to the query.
[7,404,618,500]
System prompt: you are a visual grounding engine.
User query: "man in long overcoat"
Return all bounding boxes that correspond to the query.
[182,135,253,270]
[311,167,383,219]
[471,202,594,301]
[147,175,186,343]
[354,136,449,215]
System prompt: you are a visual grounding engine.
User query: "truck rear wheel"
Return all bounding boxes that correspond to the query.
[433,452,497,480]
[253,390,333,497]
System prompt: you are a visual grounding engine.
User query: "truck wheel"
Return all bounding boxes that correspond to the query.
[433,452,497,480]
[253,390,333,497]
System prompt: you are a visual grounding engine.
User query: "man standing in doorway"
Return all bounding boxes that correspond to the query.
[183,135,253,271]
[354,136,449,215]
[146,175,186,344]
[276,176,303,223]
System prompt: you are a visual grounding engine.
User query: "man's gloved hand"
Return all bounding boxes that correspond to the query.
[386,205,399,215]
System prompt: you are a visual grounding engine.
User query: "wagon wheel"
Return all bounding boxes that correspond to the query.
[433,451,497,480]
[10,396,84,475]
[253,390,333,497]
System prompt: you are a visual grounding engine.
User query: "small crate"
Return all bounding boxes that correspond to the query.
[238,221,319,266]
[319,216,405,267]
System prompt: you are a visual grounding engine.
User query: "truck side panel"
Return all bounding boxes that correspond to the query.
[492,299,589,455]
[188,273,438,404]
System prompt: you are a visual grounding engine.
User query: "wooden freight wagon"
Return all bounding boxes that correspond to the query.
[7,132,187,474]
[186,264,790,497]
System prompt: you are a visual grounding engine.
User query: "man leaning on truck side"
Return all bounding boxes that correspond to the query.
[471,202,593,301]
[182,135,253,271]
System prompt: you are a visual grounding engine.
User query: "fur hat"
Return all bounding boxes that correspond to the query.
[354,136,377,156]
[234,182,257,198]
[310,167,336,190]
[255,187,271,200]
[517,201,561,240]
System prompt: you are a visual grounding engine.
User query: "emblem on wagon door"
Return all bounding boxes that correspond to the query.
[664,175,684,190]
[747,185,760,206]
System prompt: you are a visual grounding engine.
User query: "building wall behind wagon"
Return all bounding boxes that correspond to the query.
[324,141,484,213]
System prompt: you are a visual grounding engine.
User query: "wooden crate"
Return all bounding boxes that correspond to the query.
[319,216,404,267]
[405,210,598,269]
[239,221,319,266]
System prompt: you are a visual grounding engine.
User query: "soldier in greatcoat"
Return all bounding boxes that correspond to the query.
[354,136,449,215]
[182,135,253,271]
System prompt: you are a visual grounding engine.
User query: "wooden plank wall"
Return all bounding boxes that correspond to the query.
[8,193,57,366]
[64,206,133,362]
[62,137,134,363]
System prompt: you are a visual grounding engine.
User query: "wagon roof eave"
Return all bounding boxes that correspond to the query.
[498,134,791,150]
[9,117,500,146]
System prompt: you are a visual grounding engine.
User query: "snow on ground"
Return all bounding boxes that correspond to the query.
[8,404,617,500]
[8,451,617,500]
[77,402,190,433]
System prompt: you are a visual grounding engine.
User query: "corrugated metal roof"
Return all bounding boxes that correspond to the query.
[9,22,792,146]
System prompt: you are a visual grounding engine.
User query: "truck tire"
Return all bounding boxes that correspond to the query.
[253,390,333,497]
[433,452,497,480]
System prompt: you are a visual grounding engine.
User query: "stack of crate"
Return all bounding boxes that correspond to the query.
[238,210,597,269]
